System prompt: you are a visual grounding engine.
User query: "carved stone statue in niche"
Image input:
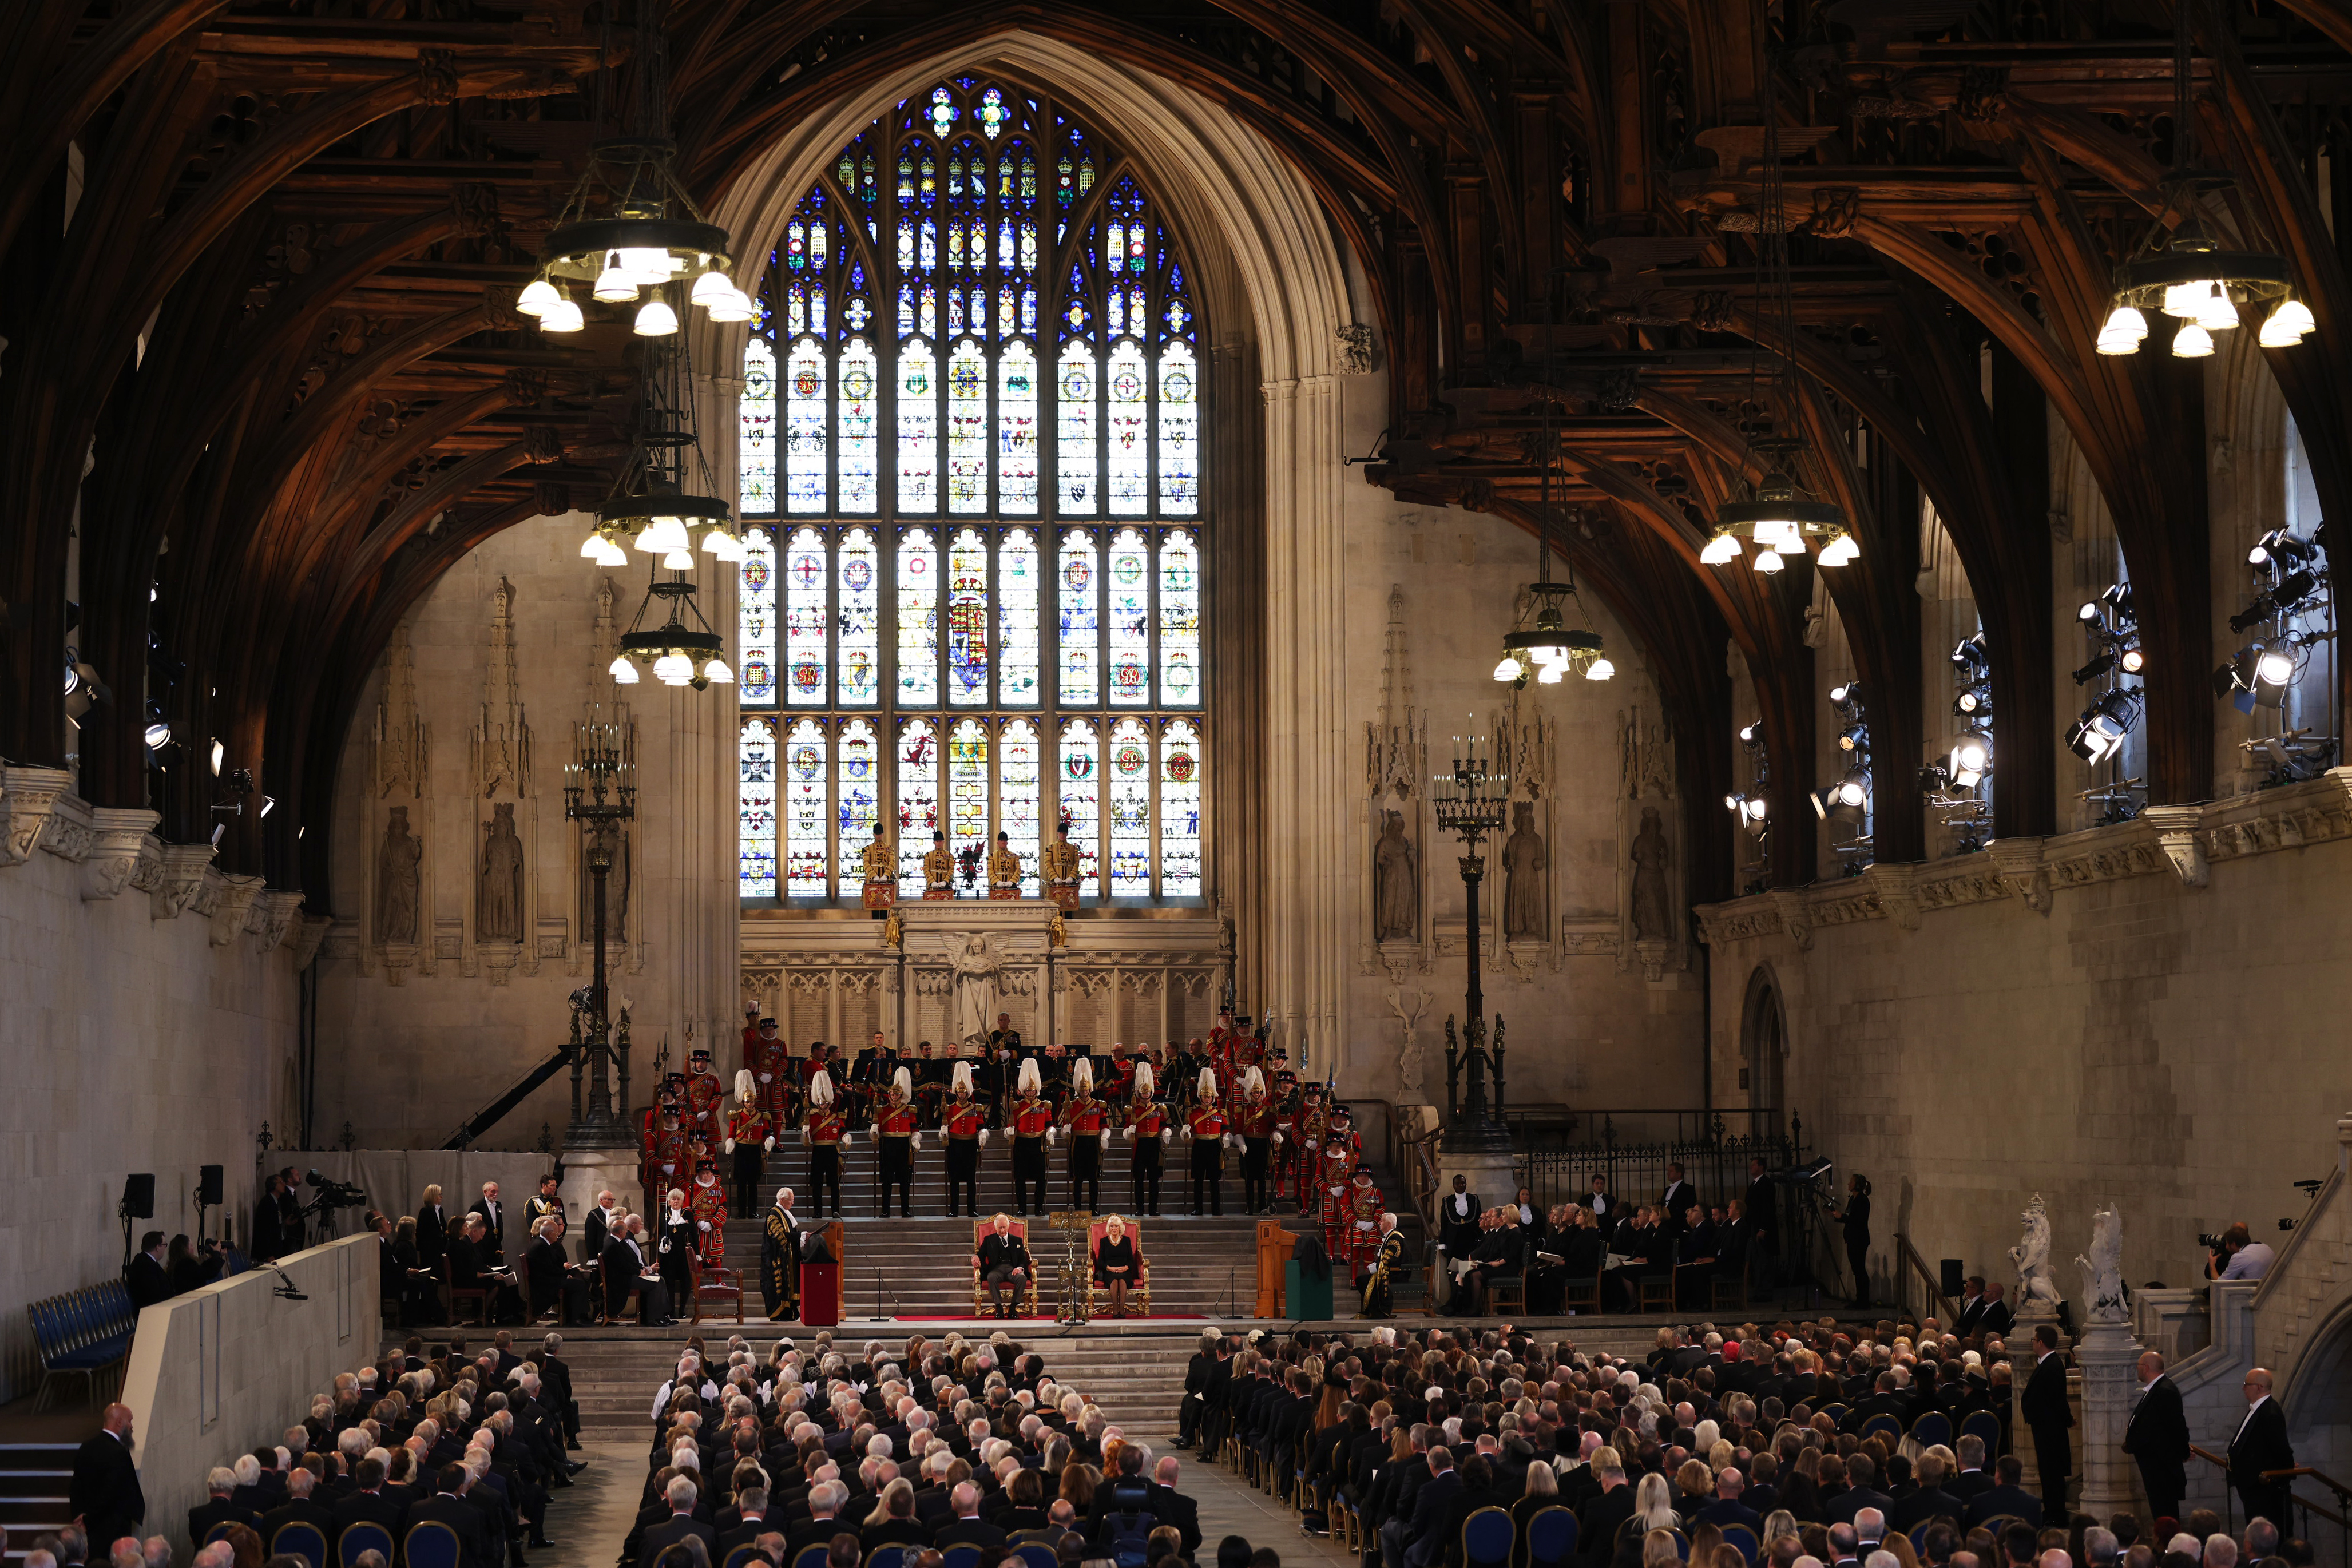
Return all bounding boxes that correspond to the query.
[376,807,423,944]
[1630,804,1673,942]
[1502,801,1548,941]
[478,801,526,942]
[1372,809,1417,942]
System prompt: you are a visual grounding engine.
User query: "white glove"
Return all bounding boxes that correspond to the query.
[1160,1127,1173,1143]
[1331,1185,1344,1197]
[1306,1139,1319,1151]
[840,1132,853,1147]
[1100,1129,1111,1149]
[913,1132,924,1151]
[1272,1132,1284,1146]
[699,1221,711,1232]
[724,1137,736,1153]
[1120,1125,1132,1141]
[759,1073,772,1082]
[764,1136,775,1152]
[978,1129,991,1147]
[1224,1133,1242,1152]
[1047,1128,1059,1146]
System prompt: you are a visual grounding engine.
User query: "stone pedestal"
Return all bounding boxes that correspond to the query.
[1435,1146,1519,1210]
[2075,1318,2145,1527]
[559,1148,643,1227]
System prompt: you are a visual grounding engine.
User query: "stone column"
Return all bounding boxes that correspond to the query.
[2075,1319,2145,1527]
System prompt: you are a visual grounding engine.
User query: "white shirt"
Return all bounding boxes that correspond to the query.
[2235,1393,2271,1446]
[2221,1243,2276,1280]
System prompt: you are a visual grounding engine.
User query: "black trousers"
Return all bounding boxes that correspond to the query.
[732,1143,765,1216]
[1847,1237,1871,1305]
[1242,1137,1271,1210]
[1190,1141,1223,1214]
[1012,1136,1048,1214]
[806,1145,842,1215]
[1131,1144,1162,1214]
[878,1137,913,1216]
[1069,1137,1102,1212]
[2032,1429,2072,1524]
[2138,1458,2184,1523]
[945,1138,979,1216]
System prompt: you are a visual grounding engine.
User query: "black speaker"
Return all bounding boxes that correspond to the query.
[121,1173,155,1220]
[1941,1259,1965,1298]
[197,1165,223,1206]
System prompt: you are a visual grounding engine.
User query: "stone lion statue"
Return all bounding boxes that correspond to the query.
[2074,1202,2127,1323]
[2010,1192,2062,1307]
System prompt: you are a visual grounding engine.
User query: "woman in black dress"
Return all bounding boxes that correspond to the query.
[1093,1212,1144,1317]
[1831,1172,1873,1308]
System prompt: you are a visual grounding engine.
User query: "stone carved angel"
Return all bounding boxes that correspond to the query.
[2074,1203,2127,1323]
[2010,1193,2062,1307]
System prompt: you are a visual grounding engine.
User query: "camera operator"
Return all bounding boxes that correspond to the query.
[2204,1221,2276,1281]
[295,1169,368,1247]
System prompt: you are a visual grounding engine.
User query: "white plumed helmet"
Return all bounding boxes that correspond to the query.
[1133,1062,1156,1098]
[809,1069,835,1107]
[1018,1058,1042,1095]
[1072,1058,1094,1094]
[952,1060,974,1095]
[1196,1066,1217,1102]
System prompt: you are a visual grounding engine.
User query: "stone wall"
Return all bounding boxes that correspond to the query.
[0,779,304,1402]
[314,514,740,1149]
[1697,773,2352,1306]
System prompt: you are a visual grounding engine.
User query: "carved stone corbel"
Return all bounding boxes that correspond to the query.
[1866,863,1921,932]
[210,872,267,946]
[82,808,161,900]
[1988,837,2052,914]
[249,889,304,951]
[152,842,216,920]
[287,912,334,969]
[41,793,96,863]
[0,765,73,867]
[1767,889,1815,952]
[2139,805,2209,889]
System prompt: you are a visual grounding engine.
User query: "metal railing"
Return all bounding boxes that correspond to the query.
[1512,1112,1807,1214]
[1508,1106,1791,1149]
[1894,1232,1959,1325]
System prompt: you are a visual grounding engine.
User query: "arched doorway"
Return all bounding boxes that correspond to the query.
[1740,966,1787,1142]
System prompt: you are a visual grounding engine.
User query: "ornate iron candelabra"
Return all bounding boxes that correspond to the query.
[1434,732,1513,1152]
[564,709,638,1148]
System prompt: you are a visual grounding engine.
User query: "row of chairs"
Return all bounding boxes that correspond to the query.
[233,1515,1070,1568]
[1429,1251,1756,1319]
[28,1279,138,1412]
[426,1253,750,1330]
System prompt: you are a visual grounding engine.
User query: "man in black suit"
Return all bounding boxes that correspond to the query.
[935,1481,1008,1549]
[1954,1276,1989,1337]
[449,1215,523,1324]
[2228,1367,2295,1527]
[188,1467,259,1544]
[1435,1177,1480,1291]
[1176,1332,1221,1450]
[1840,1371,1910,1434]
[69,1406,143,1555]
[470,1181,509,1266]
[1977,1281,2014,1338]
[2123,1350,2190,1522]
[331,1458,408,1555]
[713,1483,780,1561]
[582,1193,617,1268]
[406,1464,494,1568]
[1576,1451,1635,1568]
[260,1469,337,1552]
[1148,1457,1203,1555]
[126,1233,172,1309]
[642,1475,719,1562]
[2020,1325,2074,1525]
[605,1218,673,1325]
[1825,1455,1893,1526]
[1659,1163,1696,1241]
[1892,1452,1963,1532]
[1946,1435,1994,1506]
[653,1189,697,1310]
[784,1480,853,1561]
[1958,1456,2042,1531]
[1386,1446,1461,1568]
[1694,1468,1763,1534]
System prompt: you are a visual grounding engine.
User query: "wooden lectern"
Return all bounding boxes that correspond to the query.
[1254,1221,1299,1317]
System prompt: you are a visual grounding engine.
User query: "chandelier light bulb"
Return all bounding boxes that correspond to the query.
[653,652,694,685]
[1818,534,1859,567]
[1492,654,1522,682]
[633,297,679,337]
[2099,304,2147,343]
[661,549,696,569]
[2162,279,2217,319]
[1585,657,1616,681]
[609,656,641,685]
[690,269,735,307]
[2259,298,2314,348]
[1536,662,1565,684]
[619,247,676,284]
[596,537,630,567]
[580,531,607,559]
[593,255,639,303]
[517,277,561,316]
[2172,322,2215,358]
[1700,533,1742,565]
[704,287,756,323]
[538,297,585,334]
[1753,547,1786,574]
[703,658,735,684]
[634,517,691,554]
[2194,288,2239,332]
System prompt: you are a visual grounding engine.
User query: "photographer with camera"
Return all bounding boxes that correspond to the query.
[2204,1221,2276,1281]
[295,1168,368,1249]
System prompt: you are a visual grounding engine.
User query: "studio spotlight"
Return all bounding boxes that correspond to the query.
[1953,689,1988,717]
[1838,722,1868,752]
[1918,763,1953,793]
[1950,732,1992,787]
[2272,569,2318,610]
[2072,651,2117,685]
[143,703,172,750]
[2249,529,2315,569]
[1950,635,1989,673]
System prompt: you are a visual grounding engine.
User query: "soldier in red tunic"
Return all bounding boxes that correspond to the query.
[1123,1061,1168,1216]
[942,1061,989,1217]
[1317,1130,1358,1261]
[1270,1066,1300,1198]
[872,1066,919,1218]
[1060,1059,1108,1213]
[724,1070,775,1217]
[1292,1085,1331,1216]
[745,1015,794,1127]
[683,1046,725,1148]
[689,1156,729,1272]
[645,1103,691,1206]
[1345,1168,1384,1274]
[1236,1066,1277,1214]
[1205,1007,1236,1059]
[1008,1058,1054,1217]
[1186,1067,1230,1216]
[802,1069,847,1218]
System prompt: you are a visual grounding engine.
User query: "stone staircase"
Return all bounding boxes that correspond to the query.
[0,1442,76,1568]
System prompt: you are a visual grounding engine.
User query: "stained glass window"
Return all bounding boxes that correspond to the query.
[897,717,940,895]
[1159,529,1199,706]
[838,717,880,860]
[947,717,990,863]
[739,718,778,898]
[897,526,938,704]
[946,527,990,705]
[735,80,1210,903]
[837,527,880,705]
[1160,719,1202,897]
[741,338,778,513]
[1059,529,1098,704]
[999,528,1041,706]
[783,719,828,896]
[784,526,828,705]
[1001,718,1043,895]
[739,530,777,706]
[1059,718,1101,896]
[1107,527,1151,706]
[1106,717,1153,896]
